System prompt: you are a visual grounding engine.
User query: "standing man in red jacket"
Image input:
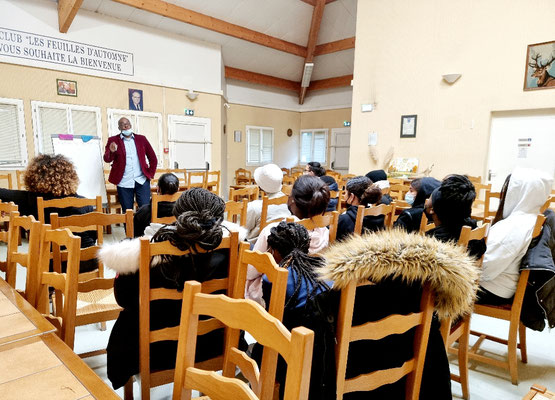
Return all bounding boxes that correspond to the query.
[104,117,157,212]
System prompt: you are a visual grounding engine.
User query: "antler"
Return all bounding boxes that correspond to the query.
[529,53,542,68]
[543,54,555,68]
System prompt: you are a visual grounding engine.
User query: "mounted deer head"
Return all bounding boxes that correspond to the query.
[528,53,555,87]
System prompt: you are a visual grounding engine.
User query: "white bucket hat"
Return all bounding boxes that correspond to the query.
[254,164,283,194]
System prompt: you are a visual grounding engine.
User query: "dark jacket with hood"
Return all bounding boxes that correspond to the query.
[321,230,480,399]
[394,177,441,233]
[320,175,339,212]
[365,170,393,205]
[336,205,384,241]
[520,209,555,331]
[133,200,175,237]
[427,217,487,260]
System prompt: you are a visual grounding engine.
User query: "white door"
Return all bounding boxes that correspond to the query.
[168,115,211,171]
[330,128,350,174]
[487,112,555,191]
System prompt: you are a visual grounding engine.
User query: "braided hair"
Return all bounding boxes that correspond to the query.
[267,222,329,309]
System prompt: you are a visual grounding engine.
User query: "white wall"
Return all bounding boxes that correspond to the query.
[0,0,223,94]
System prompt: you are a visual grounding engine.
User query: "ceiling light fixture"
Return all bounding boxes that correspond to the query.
[186,89,199,100]
[301,63,314,88]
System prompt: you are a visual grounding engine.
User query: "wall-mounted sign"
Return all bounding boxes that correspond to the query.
[184,108,194,116]
[0,27,134,76]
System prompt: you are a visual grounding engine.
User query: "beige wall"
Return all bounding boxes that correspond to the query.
[350,0,555,180]
[0,62,223,180]
[226,104,352,189]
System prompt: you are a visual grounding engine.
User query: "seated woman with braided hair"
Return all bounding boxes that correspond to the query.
[99,188,241,390]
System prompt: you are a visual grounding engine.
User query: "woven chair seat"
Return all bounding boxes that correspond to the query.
[77,289,121,316]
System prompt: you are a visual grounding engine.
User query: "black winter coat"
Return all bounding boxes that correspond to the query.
[133,201,175,237]
[336,205,384,242]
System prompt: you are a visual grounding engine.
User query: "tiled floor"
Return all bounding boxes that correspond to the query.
[2,226,555,399]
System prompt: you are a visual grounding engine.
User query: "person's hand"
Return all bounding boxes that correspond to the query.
[109,142,118,152]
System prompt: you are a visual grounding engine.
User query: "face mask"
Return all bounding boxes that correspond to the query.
[404,192,415,205]
[121,129,133,136]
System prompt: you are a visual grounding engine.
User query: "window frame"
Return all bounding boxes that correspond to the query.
[0,97,28,169]
[246,125,274,166]
[299,128,328,166]
[31,101,102,155]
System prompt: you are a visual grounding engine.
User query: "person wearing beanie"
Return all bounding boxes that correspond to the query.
[245,163,291,245]
[394,177,441,233]
[365,169,393,204]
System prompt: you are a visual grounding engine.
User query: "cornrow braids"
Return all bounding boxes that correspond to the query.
[267,222,330,309]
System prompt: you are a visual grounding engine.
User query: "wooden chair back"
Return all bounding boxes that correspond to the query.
[419,213,435,234]
[0,201,18,277]
[187,171,208,189]
[223,245,289,399]
[151,192,182,224]
[471,182,492,221]
[260,195,289,231]
[483,190,501,220]
[329,190,344,212]
[540,195,554,213]
[288,211,340,243]
[290,166,304,175]
[281,184,293,196]
[229,186,259,202]
[388,177,405,185]
[0,173,13,189]
[326,170,341,180]
[5,212,41,302]
[467,175,482,184]
[354,204,395,234]
[225,199,249,226]
[281,167,290,176]
[173,281,314,400]
[36,226,81,349]
[282,175,296,185]
[207,170,221,195]
[138,231,240,400]
[16,170,25,190]
[235,168,253,185]
[335,281,435,399]
[389,184,410,201]
[36,196,102,224]
[470,214,547,385]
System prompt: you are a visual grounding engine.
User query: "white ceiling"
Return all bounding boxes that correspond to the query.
[79,0,357,82]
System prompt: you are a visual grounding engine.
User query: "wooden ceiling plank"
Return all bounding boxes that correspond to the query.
[58,0,83,33]
[308,74,353,91]
[113,0,307,57]
[225,67,300,92]
[314,37,355,56]
[299,0,326,104]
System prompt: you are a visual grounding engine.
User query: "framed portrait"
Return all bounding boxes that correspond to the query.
[128,88,144,111]
[56,79,77,97]
[400,115,417,138]
[524,40,555,91]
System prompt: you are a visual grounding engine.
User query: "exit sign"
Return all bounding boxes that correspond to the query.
[184,109,194,116]
[343,121,351,127]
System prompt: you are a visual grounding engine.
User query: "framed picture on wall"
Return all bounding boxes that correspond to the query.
[524,40,555,91]
[400,115,417,138]
[128,88,144,111]
[56,79,77,97]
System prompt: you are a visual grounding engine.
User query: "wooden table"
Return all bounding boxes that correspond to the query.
[0,333,119,399]
[524,384,555,400]
[0,278,56,345]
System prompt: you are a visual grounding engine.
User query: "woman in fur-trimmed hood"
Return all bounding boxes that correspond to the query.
[320,229,481,399]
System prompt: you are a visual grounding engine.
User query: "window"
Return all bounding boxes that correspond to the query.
[107,109,163,167]
[168,115,211,170]
[300,129,328,165]
[31,101,101,155]
[247,126,273,165]
[0,98,27,168]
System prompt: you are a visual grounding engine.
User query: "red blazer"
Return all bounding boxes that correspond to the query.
[104,134,157,185]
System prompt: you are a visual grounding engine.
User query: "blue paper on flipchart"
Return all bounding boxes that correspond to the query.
[52,136,107,203]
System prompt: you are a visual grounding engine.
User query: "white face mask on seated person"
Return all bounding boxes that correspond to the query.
[405,192,415,205]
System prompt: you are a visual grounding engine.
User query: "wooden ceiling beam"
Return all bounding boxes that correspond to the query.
[299,0,326,104]
[300,0,337,5]
[113,0,307,57]
[308,74,353,91]
[225,67,300,92]
[314,37,355,56]
[58,0,83,33]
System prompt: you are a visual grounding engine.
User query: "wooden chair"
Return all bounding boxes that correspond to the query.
[151,192,182,224]
[354,203,396,234]
[281,167,290,176]
[540,194,554,213]
[229,186,259,202]
[282,175,296,186]
[187,171,208,189]
[471,182,492,221]
[136,232,239,400]
[288,211,340,243]
[335,281,435,399]
[206,170,221,195]
[388,177,405,185]
[467,175,482,184]
[0,173,13,189]
[329,190,344,213]
[468,214,547,384]
[235,168,254,185]
[173,281,314,400]
[281,184,293,196]
[259,195,289,232]
[37,196,103,224]
[223,245,289,399]
[225,199,248,226]
[419,212,435,234]
[5,212,41,302]
[0,201,18,279]
[481,190,501,220]
[290,166,304,175]
[440,222,490,399]
[15,170,25,190]
[389,184,410,201]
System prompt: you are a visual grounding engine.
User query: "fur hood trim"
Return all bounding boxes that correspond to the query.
[320,229,481,319]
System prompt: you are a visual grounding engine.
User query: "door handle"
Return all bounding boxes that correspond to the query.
[331,161,335,169]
